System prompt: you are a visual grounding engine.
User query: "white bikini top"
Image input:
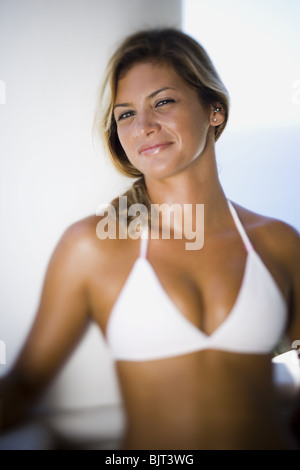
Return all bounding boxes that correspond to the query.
[106,201,288,361]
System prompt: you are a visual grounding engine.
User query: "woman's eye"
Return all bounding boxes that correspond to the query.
[118,111,135,121]
[155,99,175,107]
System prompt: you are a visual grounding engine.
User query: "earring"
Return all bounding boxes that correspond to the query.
[213,107,220,122]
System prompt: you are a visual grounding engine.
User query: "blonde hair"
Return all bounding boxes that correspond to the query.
[94,28,230,218]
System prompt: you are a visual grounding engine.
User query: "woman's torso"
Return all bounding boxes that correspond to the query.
[82,201,292,449]
[116,351,288,449]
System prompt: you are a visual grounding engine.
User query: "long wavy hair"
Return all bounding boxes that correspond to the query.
[94,28,230,221]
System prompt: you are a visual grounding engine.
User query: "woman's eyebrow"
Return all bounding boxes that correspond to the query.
[148,86,176,99]
[113,87,176,111]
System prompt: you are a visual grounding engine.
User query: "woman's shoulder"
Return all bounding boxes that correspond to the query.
[58,213,138,260]
[232,201,300,267]
[61,214,100,242]
[56,215,101,256]
[232,201,299,239]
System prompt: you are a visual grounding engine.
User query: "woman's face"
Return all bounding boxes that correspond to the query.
[114,61,214,180]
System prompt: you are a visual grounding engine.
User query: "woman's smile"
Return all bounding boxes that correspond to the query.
[138,140,174,156]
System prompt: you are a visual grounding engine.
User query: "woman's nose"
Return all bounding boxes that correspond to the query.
[133,110,161,137]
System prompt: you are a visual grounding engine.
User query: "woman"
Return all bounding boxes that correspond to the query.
[1,28,299,449]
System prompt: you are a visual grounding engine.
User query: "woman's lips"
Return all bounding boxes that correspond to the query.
[138,141,173,156]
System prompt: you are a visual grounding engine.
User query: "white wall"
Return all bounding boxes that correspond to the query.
[0,0,182,410]
[183,0,300,230]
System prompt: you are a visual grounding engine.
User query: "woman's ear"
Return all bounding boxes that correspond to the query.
[209,104,225,127]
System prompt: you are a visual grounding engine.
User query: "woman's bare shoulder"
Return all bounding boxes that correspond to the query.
[60,214,100,246]
[49,215,101,268]
[58,214,138,262]
[232,201,300,265]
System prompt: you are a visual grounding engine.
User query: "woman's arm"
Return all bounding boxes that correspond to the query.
[284,224,300,445]
[0,220,95,431]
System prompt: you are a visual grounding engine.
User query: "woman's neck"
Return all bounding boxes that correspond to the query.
[144,148,229,230]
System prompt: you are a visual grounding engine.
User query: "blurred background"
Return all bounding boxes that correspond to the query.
[0,0,299,449]
[184,0,300,225]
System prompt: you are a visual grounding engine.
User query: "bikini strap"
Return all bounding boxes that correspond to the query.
[139,223,149,259]
[227,200,253,253]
